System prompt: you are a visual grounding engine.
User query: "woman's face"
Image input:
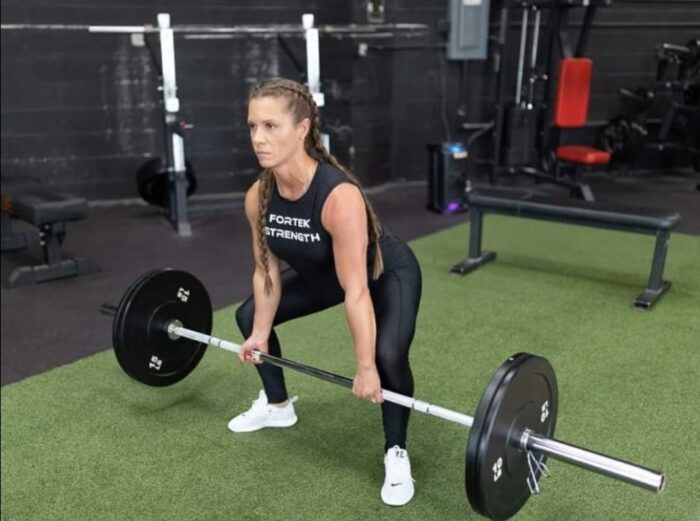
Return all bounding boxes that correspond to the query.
[247,96,309,169]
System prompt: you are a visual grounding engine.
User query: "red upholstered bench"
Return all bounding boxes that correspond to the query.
[550,58,612,201]
[555,145,610,165]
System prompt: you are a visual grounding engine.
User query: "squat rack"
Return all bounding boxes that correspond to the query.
[88,13,329,238]
[2,17,429,237]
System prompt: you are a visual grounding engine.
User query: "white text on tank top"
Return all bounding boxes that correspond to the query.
[265,213,321,243]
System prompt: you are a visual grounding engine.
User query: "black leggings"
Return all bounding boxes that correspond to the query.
[235,255,422,451]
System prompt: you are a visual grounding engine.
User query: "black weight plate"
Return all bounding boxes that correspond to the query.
[466,353,558,521]
[600,116,630,154]
[136,157,197,208]
[465,353,531,517]
[113,269,212,386]
[112,269,163,380]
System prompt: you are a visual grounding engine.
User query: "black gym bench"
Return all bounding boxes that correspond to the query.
[451,188,681,309]
[1,186,99,287]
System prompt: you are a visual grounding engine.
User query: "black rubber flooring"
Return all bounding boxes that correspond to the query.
[2,170,698,386]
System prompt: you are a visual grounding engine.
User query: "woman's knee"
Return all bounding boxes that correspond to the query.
[376,347,404,371]
[375,347,413,392]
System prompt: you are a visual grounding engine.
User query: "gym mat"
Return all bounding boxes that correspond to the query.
[2,216,699,521]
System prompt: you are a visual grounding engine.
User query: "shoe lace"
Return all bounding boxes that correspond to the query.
[385,446,415,483]
[389,446,408,460]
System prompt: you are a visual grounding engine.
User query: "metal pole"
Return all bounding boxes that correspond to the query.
[530,8,541,71]
[84,22,431,35]
[167,321,665,493]
[302,14,330,152]
[88,25,150,33]
[526,7,543,109]
[647,231,670,292]
[303,14,323,108]
[515,9,529,106]
[491,6,510,184]
[158,13,191,238]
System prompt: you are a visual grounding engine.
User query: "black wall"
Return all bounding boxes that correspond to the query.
[2,0,699,200]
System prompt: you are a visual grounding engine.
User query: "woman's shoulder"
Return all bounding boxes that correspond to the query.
[318,162,359,198]
[244,179,262,221]
[245,179,260,203]
[318,161,347,182]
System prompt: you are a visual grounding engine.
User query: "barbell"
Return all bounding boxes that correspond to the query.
[102,268,665,521]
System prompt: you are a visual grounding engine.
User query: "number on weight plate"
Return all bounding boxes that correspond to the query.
[177,287,190,303]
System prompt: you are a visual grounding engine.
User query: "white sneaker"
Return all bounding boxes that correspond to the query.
[227,390,298,433]
[381,445,415,506]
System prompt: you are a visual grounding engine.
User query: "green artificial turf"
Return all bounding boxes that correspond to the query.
[2,216,699,521]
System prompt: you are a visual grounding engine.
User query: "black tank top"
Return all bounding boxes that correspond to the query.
[266,162,352,286]
[265,162,414,301]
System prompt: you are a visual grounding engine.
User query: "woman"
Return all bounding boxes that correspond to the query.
[231,78,422,506]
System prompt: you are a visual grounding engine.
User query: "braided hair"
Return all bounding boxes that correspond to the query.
[249,78,384,294]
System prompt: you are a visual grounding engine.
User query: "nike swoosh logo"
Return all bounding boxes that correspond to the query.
[390,482,403,487]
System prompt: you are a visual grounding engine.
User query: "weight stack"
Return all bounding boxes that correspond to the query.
[503,104,541,165]
[427,142,469,214]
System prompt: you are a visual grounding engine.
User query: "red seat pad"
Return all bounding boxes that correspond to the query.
[554,58,593,128]
[556,145,611,164]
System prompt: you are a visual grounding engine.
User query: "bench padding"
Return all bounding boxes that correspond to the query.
[555,145,610,165]
[12,192,87,226]
[466,189,681,232]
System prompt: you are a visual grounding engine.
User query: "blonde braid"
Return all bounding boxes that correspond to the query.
[256,169,275,294]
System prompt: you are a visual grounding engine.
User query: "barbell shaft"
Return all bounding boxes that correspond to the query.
[167,323,475,428]
[167,322,665,493]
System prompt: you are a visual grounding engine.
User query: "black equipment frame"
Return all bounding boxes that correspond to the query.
[464,0,611,199]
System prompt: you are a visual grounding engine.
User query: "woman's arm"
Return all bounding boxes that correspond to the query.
[322,183,383,402]
[240,181,282,362]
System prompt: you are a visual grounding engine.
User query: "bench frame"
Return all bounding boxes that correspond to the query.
[2,192,99,288]
[451,194,678,309]
[1,211,37,252]
[4,218,99,288]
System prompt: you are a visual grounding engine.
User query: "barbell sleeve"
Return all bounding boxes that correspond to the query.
[100,303,119,316]
[523,431,665,492]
